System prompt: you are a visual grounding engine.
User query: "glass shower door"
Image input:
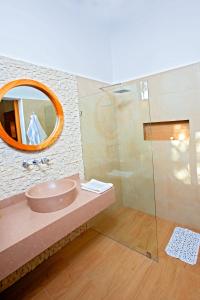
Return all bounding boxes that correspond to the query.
[79,81,158,260]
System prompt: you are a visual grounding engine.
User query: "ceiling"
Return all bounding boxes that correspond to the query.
[0,1,200,83]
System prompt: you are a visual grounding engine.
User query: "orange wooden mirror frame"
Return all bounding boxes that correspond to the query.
[0,79,64,151]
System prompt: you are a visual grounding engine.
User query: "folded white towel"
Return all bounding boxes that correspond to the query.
[81,179,113,194]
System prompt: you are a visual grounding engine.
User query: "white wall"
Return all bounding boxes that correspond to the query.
[0,0,112,82]
[1,0,200,83]
[111,0,200,82]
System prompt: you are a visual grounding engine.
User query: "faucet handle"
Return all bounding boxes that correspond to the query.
[41,157,50,164]
[22,160,31,169]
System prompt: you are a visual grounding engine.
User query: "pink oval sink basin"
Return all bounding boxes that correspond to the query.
[25,178,77,213]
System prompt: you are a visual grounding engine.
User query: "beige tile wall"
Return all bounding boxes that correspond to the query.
[116,90,155,215]
[127,63,200,229]
[78,63,200,230]
[101,84,156,216]
[77,77,123,207]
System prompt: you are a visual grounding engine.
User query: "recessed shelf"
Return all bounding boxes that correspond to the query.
[143,120,190,141]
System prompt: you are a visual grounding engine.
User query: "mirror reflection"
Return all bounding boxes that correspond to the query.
[0,86,57,145]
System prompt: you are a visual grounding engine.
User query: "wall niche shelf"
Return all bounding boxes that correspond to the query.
[143,120,190,141]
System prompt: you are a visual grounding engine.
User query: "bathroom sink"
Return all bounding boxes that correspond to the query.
[25,178,77,213]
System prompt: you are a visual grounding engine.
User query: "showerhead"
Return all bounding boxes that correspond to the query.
[113,89,131,94]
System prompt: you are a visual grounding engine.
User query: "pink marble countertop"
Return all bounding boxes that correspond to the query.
[0,174,116,280]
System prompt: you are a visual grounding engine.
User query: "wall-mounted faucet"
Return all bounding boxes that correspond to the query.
[41,157,50,164]
[32,159,40,166]
[22,157,50,169]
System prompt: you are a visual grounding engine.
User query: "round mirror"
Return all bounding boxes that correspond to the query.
[0,79,64,151]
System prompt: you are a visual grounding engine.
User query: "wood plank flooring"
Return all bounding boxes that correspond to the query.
[1,212,199,300]
[91,206,158,258]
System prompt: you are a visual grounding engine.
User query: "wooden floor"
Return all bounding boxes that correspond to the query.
[91,206,158,258]
[1,213,200,300]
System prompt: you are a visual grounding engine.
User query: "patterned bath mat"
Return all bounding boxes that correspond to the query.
[165,227,200,265]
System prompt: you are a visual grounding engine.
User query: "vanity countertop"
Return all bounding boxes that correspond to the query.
[0,174,115,281]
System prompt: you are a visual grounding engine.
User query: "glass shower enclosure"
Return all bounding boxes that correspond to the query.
[79,81,158,260]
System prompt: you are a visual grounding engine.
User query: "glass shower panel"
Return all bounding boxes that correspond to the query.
[79,82,158,260]
[79,91,123,206]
